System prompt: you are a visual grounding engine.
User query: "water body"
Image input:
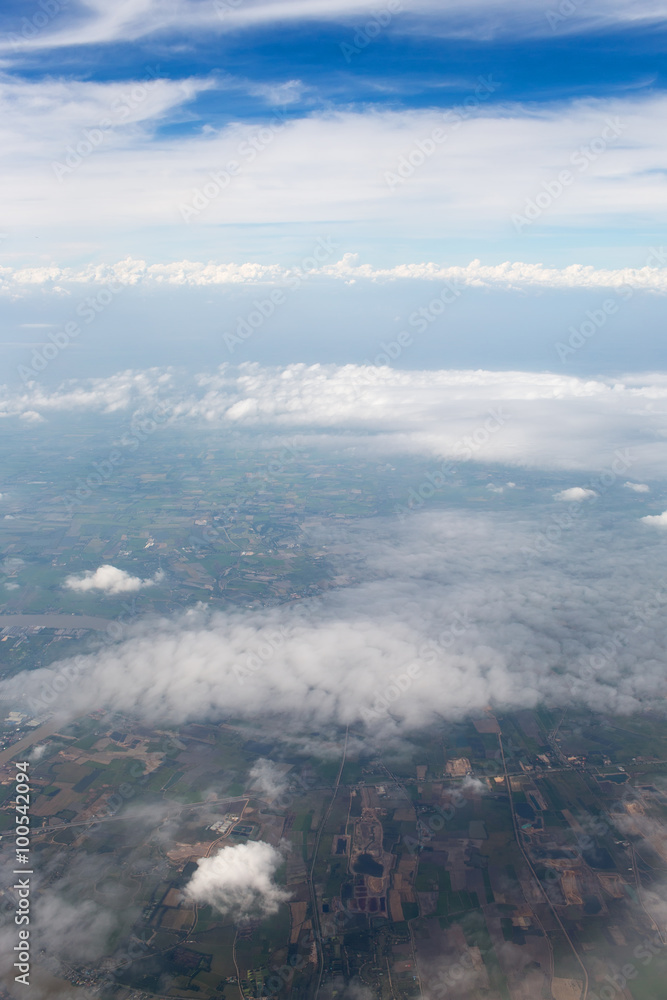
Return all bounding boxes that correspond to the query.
[353,853,384,877]
[0,614,112,631]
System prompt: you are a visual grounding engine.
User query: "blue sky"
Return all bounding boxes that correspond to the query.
[0,0,665,374]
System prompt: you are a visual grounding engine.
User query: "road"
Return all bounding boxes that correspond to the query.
[309,725,349,1000]
[498,733,589,1000]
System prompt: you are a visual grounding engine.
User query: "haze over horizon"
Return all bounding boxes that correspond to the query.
[1,5,667,1000]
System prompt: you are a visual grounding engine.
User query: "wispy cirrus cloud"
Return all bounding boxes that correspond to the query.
[1,82,666,255]
[1,0,665,53]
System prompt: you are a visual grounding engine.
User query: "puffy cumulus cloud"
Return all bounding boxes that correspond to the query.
[641,511,667,527]
[185,841,289,921]
[64,565,164,594]
[5,509,667,735]
[624,482,650,493]
[0,368,172,419]
[249,759,291,801]
[183,365,667,479]
[3,256,667,294]
[553,487,597,501]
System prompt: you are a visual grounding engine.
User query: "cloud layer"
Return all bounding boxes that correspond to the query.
[3,256,667,294]
[6,363,667,478]
[5,508,667,734]
[1,81,666,251]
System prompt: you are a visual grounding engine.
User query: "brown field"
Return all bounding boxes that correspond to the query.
[161,909,194,931]
[289,901,308,943]
[162,888,183,907]
[551,978,584,1000]
[33,786,79,816]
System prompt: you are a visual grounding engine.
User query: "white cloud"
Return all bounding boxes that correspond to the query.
[64,565,164,594]
[1,0,664,52]
[0,368,172,416]
[624,481,650,492]
[6,364,667,478]
[640,511,667,527]
[185,840,289,921]
[249,759,291,801]
[3,256,667,294]
[553,487,597,501]
[6,508,667,734]
[1,82,667,247]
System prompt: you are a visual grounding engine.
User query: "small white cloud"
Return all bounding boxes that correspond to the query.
[185,840,289,921]
[624,482,650,493]
[64,565,164,595]
[640,511,667,527]
[4,582,19,591]
[249,759,290,801]
[20,410,44,423]
[553,487,597,502]
[462,775,487,794]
